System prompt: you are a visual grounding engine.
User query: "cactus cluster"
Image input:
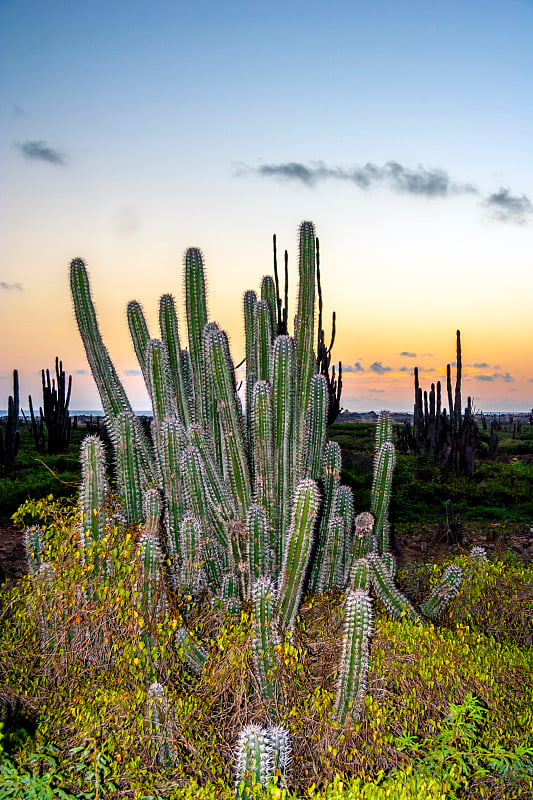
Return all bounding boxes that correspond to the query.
[0,369,20,475]
[20,220,469,790]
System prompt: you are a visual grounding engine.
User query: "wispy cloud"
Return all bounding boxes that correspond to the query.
[343,362,365,373]
[14,139,66,165]
[124,369,142,376]
[0,281,23,291]
[471,362,490,368]
[484,187,533,224]
[399,351,417,357]
[14,104,26,116]
[370,361,392,375]
[75,369,89,375]
[475,372,514,383]
[240,160,477,197]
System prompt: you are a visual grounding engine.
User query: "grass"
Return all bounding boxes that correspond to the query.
[0,419,532,798]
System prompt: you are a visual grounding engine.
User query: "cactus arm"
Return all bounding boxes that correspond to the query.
[300,374,328,481]
[307,441,342,593]
[127,300,151,390]
[420,564,463,618]
[254,300,273,383]
[315,514,346,593]
[368,552,420,621]
[293,221,316,475]
[246,504,272,583]
[370,441,396,554]
[260,275,277,340]
[277,478,320,633]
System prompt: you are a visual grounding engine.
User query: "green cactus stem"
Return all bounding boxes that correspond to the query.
[137,525,165,623]
[308,441,342,594]
[247,504,273,584]
[79,435,109,557]
[334,589,373,724]
[220,572,242,615]
[146,339,177,429]
[315,515,346,593]
[127,300,151,390]
[251,577,279,706]
[374,410,393,467]
[156,418,188,576]
[368,552,420,621]
[266,726,291,784]
[277,478,320,633]
[261,276,277,338]
[251,380,276,558]
[175,626,209,674]
[351,512,374,561]
[146,682,177,766]
[159,293,191,428]
[420,564,463,618]
[114,412,145,525]
[185,247,208,423]
[254,300,273,383]
[179,514,205,593]
[271,335,295,553]
[293,222,316,477]
[370,441,396,554]
[301,374,328,481]
[234,725,273,798]
[348,557,371,592]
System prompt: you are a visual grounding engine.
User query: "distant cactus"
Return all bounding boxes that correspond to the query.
[0,369,20,475]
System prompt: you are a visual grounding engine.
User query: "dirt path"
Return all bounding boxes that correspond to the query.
[0,524,27,584]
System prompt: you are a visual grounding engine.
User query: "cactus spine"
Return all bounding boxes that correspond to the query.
[234,726,273,798]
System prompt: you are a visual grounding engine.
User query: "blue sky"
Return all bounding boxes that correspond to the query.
[1,0,532,411]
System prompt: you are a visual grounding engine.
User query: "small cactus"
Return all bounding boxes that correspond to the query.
[420,564,463,619]
[234,725,273,798]
[334,590,373,724]
[146,682,177,767]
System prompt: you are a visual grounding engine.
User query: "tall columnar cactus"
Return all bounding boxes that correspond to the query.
[277,479,320,633]
[184,248,208,423]
[370,441,396,554]
[334,590,373,724]
[234,725,273,798]
[114,412,145,524]
[0,369,20,474]
[251,577,279,707]
[78,435,109,557]
[271,335,295,556]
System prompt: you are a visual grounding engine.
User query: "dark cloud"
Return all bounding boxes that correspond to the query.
[75,369,89,375]
[399,366,410,373]
[0,281,23,291]
[124,369,142,376]
[475,372,514,383]
[484,187,533,224]
[370,361,392,375]
[369,388,385,393]
[241,160,477,197]
[399,351,417,358]
[15,139,66,165]
[343,362,365,373]
[471,362,490,368]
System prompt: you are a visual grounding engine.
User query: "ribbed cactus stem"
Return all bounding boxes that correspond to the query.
[368,553,420,621]
[420,564,463,618]
[127,300,151,390]
[334,485,354,584]
[180,348,196,423]
[301,374,328,481]
[188,423,235,521]
[293,222,316,477]
[251,380,276,559]
[334,590,373,724]
[247,504,272,583]
[114,412,145,525]
[351,512,374,560]
[381,551,396,579]
[24,525,44,576]
[79,435,108,555]
[146,339,177,429]
[146,682,176,767]
[370,441,396,554]
[266,726,291,782]
[244,290,258,383]
[137,528,165,621]
[271,335,295,551]
[374,410,393,470]
[159,293,191,428]
[156,418,188,575]
[70,258,132,421]
[308,441,342,593]
[219,572,242,615]
[348,558,371,592]
[315,515,346,593]
[254,300,273,382]
[143,487,162,534]
[178,514,205,593]
[251,577,279,705]
[185,247,208,423]
[260,276,277,339]
[175,627,209,674]
[277,479,320,632]
[234,725,273,798]
[205,327,251,517]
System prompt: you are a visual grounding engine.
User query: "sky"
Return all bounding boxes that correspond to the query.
[1,0,532,413]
